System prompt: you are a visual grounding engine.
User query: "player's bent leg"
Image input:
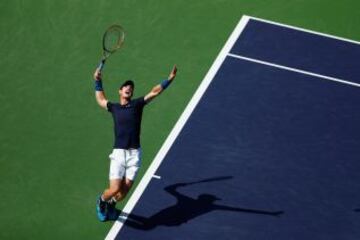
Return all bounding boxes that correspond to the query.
[96,179,122,222]
[103,178,122,201]
[103,149,126,201]
[101,149,140,220]
[97,179,123,221]
[106,178,127,220]
[108,178,134,220]
[123,177,134,194]
[114,178,134,202]
[114,162,138,201]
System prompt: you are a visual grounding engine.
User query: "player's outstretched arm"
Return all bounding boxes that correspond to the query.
[94,67,108,109]
[144,65,177,103]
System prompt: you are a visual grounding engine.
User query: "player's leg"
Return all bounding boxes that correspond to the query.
[96,179,122,221]
[102,178,124,220]
[96,149,125,221]
[114,178,134,201]
[110,148,141,218]
[114,148,141,201]
[104,149,126,200]
[102,179,122,201]
[107,178,133,220]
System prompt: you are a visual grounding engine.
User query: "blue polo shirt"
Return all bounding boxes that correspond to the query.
[107,97,147,149]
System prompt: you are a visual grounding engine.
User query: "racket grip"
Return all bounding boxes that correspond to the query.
[98,58,106,71]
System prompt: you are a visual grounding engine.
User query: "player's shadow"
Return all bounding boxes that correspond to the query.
[122,176,284,230]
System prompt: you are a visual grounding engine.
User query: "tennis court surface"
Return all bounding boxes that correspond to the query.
[107,15,360,239]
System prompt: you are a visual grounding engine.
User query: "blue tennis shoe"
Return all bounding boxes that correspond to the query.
[96,196,107,222]
[107,201,120,221]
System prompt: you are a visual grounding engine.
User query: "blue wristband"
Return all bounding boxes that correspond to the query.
[160,79,171,89]
[95,80,103,91]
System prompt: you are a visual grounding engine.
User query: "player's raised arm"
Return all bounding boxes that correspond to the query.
[144,65,177,103]
[94,66,109,109]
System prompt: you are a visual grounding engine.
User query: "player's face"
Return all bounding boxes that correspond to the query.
[119,85,134,99]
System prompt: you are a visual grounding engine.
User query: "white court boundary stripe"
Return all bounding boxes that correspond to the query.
[106,15,360,239]
[249,15,360,45]
[105,15,251,240]
[228,53,360,88]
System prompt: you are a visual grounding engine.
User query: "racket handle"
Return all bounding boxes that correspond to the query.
[98,58,106,71]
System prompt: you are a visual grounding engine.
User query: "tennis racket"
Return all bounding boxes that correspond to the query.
[98,24,125,70]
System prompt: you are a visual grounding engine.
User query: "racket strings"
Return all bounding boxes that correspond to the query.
[103,26,125,53]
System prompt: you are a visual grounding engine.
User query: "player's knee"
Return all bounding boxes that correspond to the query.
[125,178,134,188]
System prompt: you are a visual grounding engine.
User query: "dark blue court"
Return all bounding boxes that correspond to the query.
[114,17,360,239]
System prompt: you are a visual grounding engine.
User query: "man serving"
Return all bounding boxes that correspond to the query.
[94,63,177,221]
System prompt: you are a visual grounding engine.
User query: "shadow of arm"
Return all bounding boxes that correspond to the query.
[215,204,284,217]
[164,183,188,198]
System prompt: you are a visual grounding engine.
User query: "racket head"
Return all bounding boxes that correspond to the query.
[102,24,125,58]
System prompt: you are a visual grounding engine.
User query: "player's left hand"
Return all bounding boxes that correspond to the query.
[168,65,177,81]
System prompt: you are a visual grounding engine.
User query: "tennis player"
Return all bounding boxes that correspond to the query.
[94,64,177,221]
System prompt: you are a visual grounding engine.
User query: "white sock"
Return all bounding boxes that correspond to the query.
[109,197,117,204]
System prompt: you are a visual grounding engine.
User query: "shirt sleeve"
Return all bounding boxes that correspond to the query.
[107,101,113,112]
[136,97,147,108]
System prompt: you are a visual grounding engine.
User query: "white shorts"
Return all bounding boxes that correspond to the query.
[108,148,142,181]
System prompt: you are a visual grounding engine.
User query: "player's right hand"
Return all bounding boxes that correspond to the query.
[94,69,102,81]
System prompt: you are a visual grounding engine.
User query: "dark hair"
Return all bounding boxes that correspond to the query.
[120,80,134,89]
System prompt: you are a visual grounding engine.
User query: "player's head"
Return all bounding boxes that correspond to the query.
[119,80,134,99]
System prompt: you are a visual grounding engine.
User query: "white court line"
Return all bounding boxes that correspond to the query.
[104,14,251,240]
[227,53,360,88]
[248,15,360,45]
